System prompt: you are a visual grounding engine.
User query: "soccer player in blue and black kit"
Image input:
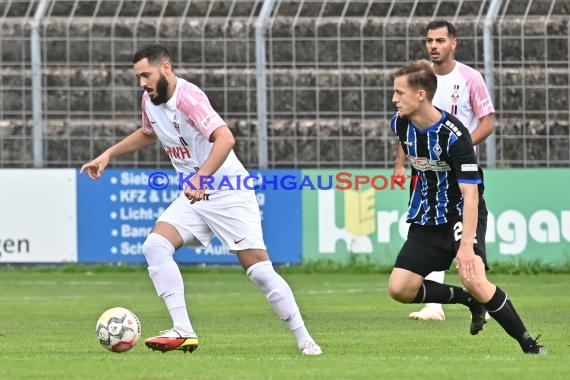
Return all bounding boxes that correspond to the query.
[387,59,545,354]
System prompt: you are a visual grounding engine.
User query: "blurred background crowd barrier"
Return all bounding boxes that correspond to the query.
[0,0,568,169]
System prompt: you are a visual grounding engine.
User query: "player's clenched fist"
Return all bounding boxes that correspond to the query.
[183,178,206,204]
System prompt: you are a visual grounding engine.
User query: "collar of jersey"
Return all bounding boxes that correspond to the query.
[410,110,446,134]
[164,77,180,109]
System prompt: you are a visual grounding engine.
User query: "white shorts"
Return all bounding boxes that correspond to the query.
[157,190,266,251]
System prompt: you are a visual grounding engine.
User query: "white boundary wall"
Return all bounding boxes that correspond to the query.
[0,169,77,263]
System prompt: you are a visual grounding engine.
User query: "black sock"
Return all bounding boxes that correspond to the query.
[413,280,476,306]
[485,287,529,344]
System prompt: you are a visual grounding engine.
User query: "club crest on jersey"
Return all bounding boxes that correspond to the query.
[173,120,181,134]
[444,120,462,137]
[172,119,189,147]
[432,143,442,158]
[451,84,459,103]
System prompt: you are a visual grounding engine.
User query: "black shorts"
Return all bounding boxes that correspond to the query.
[394,199,488,278]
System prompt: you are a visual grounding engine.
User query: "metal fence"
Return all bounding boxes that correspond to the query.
[0,0,568,169]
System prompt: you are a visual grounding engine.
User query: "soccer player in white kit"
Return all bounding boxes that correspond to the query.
[393,21,495,321]
[81,44,322,355]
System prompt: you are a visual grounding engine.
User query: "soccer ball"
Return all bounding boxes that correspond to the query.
[95,307,141,352]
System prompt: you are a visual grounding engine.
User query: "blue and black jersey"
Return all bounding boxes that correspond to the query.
[390,110,484,226]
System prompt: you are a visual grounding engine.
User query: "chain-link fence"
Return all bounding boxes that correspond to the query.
[0,0,568,168]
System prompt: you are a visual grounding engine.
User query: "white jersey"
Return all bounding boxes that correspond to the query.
[140,77,249,193]
[432,61,495,133]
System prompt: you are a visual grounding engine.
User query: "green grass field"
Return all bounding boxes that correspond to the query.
[1,268,568,380]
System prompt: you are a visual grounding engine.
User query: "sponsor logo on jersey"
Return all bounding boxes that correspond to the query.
[164,145,192,159]
[461,164,479,172]
[481,98,493,108]
[202,114,219,129]
[408,156,451,172]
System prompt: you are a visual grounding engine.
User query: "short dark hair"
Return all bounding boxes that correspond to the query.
[393,59,437,101]
[132,44,172,66]
[426,20,456,38]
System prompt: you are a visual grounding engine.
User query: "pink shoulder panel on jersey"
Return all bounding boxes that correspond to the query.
[176,82,226,139]
[140,93,155,135]
[457,63,495,118]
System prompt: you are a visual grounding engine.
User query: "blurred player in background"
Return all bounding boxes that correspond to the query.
[393,20,495,321]
[388,59,545,355]
[81,43,322,356]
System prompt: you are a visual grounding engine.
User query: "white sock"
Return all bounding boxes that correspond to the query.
[292,325,313,347]
[247,261,315,347]
[425,271,445,311]
[143,233,194,333]
[169,305,194,334]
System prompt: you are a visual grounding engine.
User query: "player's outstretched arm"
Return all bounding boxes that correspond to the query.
[80,129,157,180]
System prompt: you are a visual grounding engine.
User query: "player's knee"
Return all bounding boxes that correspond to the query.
[388,283,414,303]
[246,260,273,282]
[142,232,175,266]
[388,285,400,301]
[388,273,414,303]
[390,289,414,303]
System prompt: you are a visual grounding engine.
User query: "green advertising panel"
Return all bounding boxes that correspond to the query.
[302,169,570,266]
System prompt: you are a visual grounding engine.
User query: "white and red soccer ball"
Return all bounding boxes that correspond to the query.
[96,307,141,352]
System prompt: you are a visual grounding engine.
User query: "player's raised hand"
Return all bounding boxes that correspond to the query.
[80,152,111,180]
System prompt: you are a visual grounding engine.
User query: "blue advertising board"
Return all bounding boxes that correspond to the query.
[77,169,302,264]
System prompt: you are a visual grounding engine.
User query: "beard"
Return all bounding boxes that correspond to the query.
[149,73,169,105]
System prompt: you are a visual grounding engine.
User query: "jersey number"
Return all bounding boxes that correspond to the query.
[453,221,463,242]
